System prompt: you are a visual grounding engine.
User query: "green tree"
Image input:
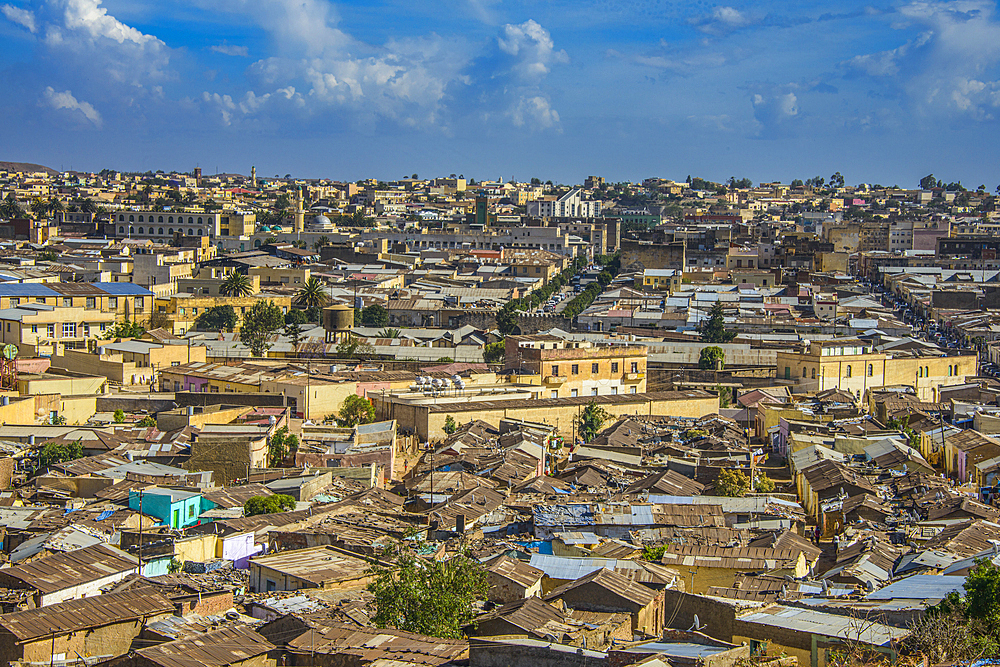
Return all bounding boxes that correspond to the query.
[239,300,284,356]
[283,321,304,352]
[244,493,296,516]
[102,319,145,340]
[700,302,737,343]
[220,271,254,297]
[336,336,376,359]
[576,401,611,443]
[361,304,389,328]
[920,173,937,190]
[266,425,298,467]
[39,250,57,262]
[377,328,402,338]
[755,472,776,493]
[495,309,518,336]
[339,394,375,427]
[294,277,329,313]
[49,414,67,425]
[113,409,126,423]
[699,346,726,370]
[443,415,457,435]
[37,439,84,468]
[195,305,238,332]
[137,415,157,427]
[367,550,489,639]
[0,194,25,219]
[284,309,310,325]
[716,468,751,497]
[483,341,505,364]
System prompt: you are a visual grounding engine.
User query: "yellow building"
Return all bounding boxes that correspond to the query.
[49,340,208,387]
[505,335,647,398]
[775,338,977,401]
[248,267,311,286]
[154,293,292,335]
[639,269,681,292]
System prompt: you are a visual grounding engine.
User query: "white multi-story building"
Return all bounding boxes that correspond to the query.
[527,188,602,218]
[889,220,914,252]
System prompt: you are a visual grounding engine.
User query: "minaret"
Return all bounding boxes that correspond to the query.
[294,186,305,233]
[251,166,256,188]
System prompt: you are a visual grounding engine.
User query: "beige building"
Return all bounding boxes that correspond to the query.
[776,339,977,401]
[50,339,207,387]
[505,335,647,398]
[154,293,292,335]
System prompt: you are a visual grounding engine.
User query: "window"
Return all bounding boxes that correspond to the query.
[31,325,37,333]
[631,362,638,373]
[86,297,95,309]
[192,308,198,315]
[108,298,117,308]
[63,298,72,307]
[47,324,54,338]
[571,364,579,375]
[630,386,637,394]
[550,390,558,398]
[611,386,618,394]
[592,363,599,373]
[571,389,578,397]
[171,361,180,366]
[119,226,124,234]
[159,228,164,235]
[591,388,598,396]
[188,504,195,518]
[948,365,953,376]
[62,323,76,337]
[611,362,619,373]
[138,227,144,234]
[100,323,107,332]
[811,368,816,379]
[803,367,808,378]
[868,364,874,377]
[551,365,559,376]
[845,365,851,378]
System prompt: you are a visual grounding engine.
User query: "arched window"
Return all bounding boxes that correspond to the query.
[918,367,923,378]
[158,216,164,223]
[129,215,135,222]
[868,364,874,377]
[811,368,816,379]
[158,228,164,235]
[948,365,953,376]
[845,365,852,378]
[118,226,124,234]
[168,228,173,234]
[198,229,203,236]
[188,217,194,223]
[925,366,930,377]
[168,216,174,223]
[803,367,808,378]
[119,214,125,221]
[254,239,261,248]
[138,215,144,222]
[197,217,203,224]
[129,226,134,234]
[188,228,194,235]
[138,227,144,234]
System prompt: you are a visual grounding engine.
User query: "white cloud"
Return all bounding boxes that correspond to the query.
[42,86,102,126]
[510,95,560,129]
[1,4,36,32]
[59,0,159,46]
[844,31,931,76]
[751,90,799,134]
[498,19,568,80]
[692,6,753,35]
[211,43,249,57]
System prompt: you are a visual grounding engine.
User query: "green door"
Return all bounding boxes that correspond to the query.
[173,508,180,527]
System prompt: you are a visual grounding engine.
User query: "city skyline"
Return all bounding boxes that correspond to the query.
[2,0,1000,188]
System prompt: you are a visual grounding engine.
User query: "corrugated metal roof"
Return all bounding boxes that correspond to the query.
[0,543,137,593]
[866,574,965,600]
[0,589,174,641]
[136,624,275,667]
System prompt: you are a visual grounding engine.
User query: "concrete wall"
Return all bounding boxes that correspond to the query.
[645,342,778,367]
[185,437,264,484]
[97,395,177,414]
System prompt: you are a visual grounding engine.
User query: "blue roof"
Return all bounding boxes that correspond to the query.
[92,283,154,296]
[0,284,58,297]
[866,574,965,600]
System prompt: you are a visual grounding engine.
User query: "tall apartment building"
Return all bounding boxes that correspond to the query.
[527,188,602,218]
[107,210,256,240]
[504,335,647,398]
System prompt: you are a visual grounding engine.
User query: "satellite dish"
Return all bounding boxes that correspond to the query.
[688,614,701,632]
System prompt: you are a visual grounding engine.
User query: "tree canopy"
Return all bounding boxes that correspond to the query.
[367,550,489,639]
[220,272,254,297]
[244,494,296,516]
[360,304,389,328]
[238,300,284,356]
[339,394,375,427]
[102,319,145,340]
[699,346,726,370]
[195,305,238,332]
[37,439,84,469]
[715,468,750,497]
[576,401,610,443]
[267,426,298,468]
[700,302,737,343]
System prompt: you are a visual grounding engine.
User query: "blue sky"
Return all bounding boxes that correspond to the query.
[2,0,1000,188]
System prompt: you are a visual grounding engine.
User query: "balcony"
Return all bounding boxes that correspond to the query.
[625,372,646,381]
[544,375,567,384]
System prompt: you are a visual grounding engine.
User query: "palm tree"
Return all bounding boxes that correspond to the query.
[313,235,330,251]
[295,277,329,310]
[220,272,254,297]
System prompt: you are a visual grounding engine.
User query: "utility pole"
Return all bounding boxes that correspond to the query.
[137,489,143,575]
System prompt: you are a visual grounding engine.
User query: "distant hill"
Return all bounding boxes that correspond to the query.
[0,161,59,175]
